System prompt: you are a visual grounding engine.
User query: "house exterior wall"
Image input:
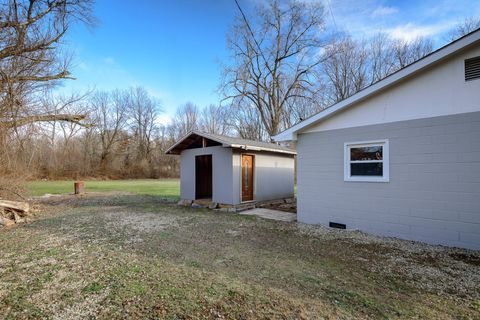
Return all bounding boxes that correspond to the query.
[180,146,234,204]
[232,151,295,204]
[304,46,480,134]
[297,111,480,250]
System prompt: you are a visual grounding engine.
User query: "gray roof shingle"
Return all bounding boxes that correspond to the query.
[166,130,296,155]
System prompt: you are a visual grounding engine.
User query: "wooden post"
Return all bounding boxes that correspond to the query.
[74,181,84,195]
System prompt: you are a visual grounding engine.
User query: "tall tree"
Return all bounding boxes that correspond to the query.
[0,0,95,130]
[222,0,327,139]
[169,102,200,139]
[322,34,432,104]
[322,37,368,103]
[199,104,231,135]
[91,90,129,173]
[128,87,161,162]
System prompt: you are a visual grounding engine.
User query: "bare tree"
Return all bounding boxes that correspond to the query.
[0,0,95,196]
[0,0,95,130]
[321,34,432,104]
[151,125,179,177]
[391,37,433,69]
[227,103,267,141]
[368,33,397,84]
[169,102,200,139]
[91,90,129,174]
[322,37,368,103]
[283,90,325,128]
[199,104,231,135]
[447,17,480,41]
[128,87,161,163]
[222,0,327,139]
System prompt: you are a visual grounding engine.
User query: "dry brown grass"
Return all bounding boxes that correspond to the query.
[0,193,479,319]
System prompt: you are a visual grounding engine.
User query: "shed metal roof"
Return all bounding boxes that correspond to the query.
[166,131,296,155]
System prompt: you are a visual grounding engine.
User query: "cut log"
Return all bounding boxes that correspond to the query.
[0,216,15,227]
[13,212,25,223]
[0,200,30,214]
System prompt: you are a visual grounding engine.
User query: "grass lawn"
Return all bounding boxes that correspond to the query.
[27,179,180,198]
[0,193,479,319]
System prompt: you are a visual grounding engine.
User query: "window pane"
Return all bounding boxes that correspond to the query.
[351,163,383,176]
[244,165,248,185]
[350,146,383,161]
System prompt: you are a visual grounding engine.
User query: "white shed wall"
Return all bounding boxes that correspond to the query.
[232,151,295,204]
[180,146,234,204]
[180,147,295,205]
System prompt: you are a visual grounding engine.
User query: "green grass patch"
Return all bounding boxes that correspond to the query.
[27,179,180,197]
[41,271,55,283]
[3,286,46,318]
[473,300,480,312]
[82,282,104,294]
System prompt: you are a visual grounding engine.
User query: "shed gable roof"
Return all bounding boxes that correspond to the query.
[165,131,296,155]
[274,28,480,142]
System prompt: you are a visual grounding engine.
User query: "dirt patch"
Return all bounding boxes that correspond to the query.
[449,252,480,266]
[0,194,478,319]
[258,199,296,213]
[104,210,181,233]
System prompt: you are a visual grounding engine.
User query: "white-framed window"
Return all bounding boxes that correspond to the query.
[344,139,389,182]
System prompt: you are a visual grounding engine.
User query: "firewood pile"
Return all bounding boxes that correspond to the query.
[0,200,31,227]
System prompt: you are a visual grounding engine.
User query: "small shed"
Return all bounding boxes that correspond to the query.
[166,131,296,205]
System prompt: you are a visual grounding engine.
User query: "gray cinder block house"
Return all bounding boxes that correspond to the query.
[166,131,296,205]
[274,29,480,249]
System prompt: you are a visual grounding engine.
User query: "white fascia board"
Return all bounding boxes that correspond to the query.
[230,144,296,155]
[273,29,480,142]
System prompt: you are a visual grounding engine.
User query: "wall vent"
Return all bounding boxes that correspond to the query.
[329,222,346,229]
[465,56,480,81]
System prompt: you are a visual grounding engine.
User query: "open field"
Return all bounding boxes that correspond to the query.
[27,179,180,198]
[0,193,479,319]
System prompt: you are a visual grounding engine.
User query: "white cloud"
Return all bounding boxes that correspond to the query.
[321,0,478,48]
[156,114,172,126]
[371,6,398,17]
[385,22,451,41]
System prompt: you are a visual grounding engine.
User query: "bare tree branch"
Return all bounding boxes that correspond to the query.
[0,113,90,128]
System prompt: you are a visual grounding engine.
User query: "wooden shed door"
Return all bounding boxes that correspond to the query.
[241,155,254,202]
[195,155,212,199]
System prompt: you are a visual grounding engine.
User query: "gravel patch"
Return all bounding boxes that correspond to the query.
[297,223,480,297]
[104,210,181,232]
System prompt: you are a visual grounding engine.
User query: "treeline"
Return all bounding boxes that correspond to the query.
[8,25,480,180]
[1,0,478,188]
[8,91,265,179]
[8,87,169,179]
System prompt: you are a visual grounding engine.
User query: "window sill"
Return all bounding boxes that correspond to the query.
[344,176,389,183]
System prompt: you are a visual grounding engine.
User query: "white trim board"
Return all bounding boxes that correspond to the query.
[344,139,390,183]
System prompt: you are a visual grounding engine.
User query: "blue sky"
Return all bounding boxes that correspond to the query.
[62,0,480,124]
